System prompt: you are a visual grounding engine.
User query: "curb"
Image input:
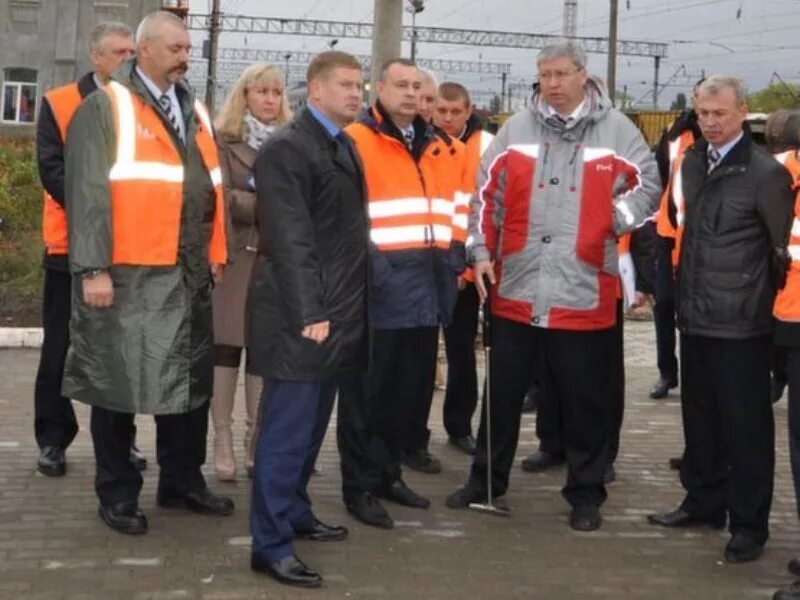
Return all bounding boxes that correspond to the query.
[0,328,43,348]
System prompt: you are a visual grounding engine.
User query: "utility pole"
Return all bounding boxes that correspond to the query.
[370,0,403,102]
[563,0,578,38]
[406,1,425,62]
[501,71,507,113]
[205,0,221,111]
[606,0,618,106]
[653,55,661,109]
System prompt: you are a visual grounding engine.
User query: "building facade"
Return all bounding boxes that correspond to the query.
[0,0,165,137]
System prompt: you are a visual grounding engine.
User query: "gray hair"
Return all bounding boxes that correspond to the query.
[537,40,587,70]
[696,75,748,105]
[135,10,187,46]
[418,67,438,88]
[89,21,133,53]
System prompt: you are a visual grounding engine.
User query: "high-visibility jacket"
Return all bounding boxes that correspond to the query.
[346,105,463,328]
[657,129,695,265]
[102,81,227,266]
[459,127,495,283]
[347,110,460,253]
[773,150,800,322]
[41,82,83,255]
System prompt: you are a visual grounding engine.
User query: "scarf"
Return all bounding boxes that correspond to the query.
[242,110,277,150]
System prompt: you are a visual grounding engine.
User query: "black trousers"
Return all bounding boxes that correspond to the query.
[397,327,439,454]
[34,268,78,450]
[443,283,480,439]
[678,334,774,543]
[535,301,625,464]
[786,347,800,514]
[468,317,616,507]
[91,402,209,506]
[653,236,678,383]
[338,327,437,498]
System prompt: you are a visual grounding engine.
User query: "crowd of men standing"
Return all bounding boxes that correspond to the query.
[28,9,800,598]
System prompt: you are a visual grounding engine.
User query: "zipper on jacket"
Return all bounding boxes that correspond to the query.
[568,144,581,192]
[537,142,550,188]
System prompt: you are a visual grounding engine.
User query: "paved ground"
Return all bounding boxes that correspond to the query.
[1,320,798,599]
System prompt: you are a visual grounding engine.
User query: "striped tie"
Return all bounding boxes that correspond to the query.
[158,93,181,139]
[707,148,721,173]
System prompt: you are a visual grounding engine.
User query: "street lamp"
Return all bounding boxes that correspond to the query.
[328,39,339,49]
[405,0,424,62]
[283,52,291,88]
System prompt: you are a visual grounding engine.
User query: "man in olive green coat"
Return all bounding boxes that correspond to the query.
[63,11,234,536]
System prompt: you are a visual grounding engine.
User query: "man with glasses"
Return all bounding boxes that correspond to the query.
[446,41,660,531]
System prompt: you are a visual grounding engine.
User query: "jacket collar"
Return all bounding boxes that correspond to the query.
[295,107,361,177]
[461,112,483,143]
[668,109,702,142]
[690,125,752,176]
[359,101,435,160]
[219,131,256,164]
[530,76,611,130]
[77,72,97,99]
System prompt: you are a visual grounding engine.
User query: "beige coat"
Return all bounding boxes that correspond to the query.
[212,133,259,348]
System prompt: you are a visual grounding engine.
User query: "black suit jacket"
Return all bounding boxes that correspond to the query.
[247,107,370,381]
[676,130,794,339]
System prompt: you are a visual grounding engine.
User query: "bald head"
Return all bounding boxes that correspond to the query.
[134,11,191,92]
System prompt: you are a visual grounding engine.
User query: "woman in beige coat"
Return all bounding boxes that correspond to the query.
[212,64,292,480]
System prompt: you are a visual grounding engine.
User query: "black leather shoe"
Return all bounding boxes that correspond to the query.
[603,463,616,484]
[295,518,348,542]
[98,502,148,535]
[521,450,565,472]
[449,435,476,455]
[251,554,322,588]
[647,508,726,529]
[157,488,235,516]
[649,377,678,399]
[378,479,430,508]
[445,483,488,509]
[724,533,764,563]
[404,449,442,474]
[129,445,147,471]
[788,558,800,577]
[774,581,800,600]
[570,505,602,531]
[668,456,683,470]
[345,492,394,529]
[37,446,66,477]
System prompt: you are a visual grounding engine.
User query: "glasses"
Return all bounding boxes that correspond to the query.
[537,69,581,82]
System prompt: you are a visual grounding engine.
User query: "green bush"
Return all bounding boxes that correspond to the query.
[0,139,43,310]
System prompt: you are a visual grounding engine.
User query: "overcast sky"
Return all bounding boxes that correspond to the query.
[188,0,800,109]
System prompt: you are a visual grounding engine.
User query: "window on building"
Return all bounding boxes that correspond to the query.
[2,68,38,124]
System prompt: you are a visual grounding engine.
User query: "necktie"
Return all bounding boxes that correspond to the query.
[707,148,721,173]
[403,127,414,149]
[158,93,181,140]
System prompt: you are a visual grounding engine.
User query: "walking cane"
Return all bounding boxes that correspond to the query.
[469,275,510,517]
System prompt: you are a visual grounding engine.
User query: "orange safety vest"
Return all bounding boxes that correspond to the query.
[656,129,695,266]
[103,81,227,266]
[347,110,460,253]
[772,150,800,322]
[459,128,495,283]
[41,82,83,255]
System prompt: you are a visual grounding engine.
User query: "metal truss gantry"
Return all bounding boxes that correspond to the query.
[187,14,668,59]
[189,47,511,75]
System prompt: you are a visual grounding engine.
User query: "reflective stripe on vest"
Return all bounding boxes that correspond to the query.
[773,153,800,322]
[655,130,694,241]
[41,83,83,255]
[104,81,227,266]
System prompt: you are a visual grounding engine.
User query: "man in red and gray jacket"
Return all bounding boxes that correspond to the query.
[446,41,660,531]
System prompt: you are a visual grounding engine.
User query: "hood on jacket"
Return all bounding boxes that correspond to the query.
[530,76,612,131]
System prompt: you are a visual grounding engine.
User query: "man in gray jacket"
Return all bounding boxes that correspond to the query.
[446,41,660,531]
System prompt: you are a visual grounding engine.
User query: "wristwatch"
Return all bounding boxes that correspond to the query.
[82,268,107,279]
